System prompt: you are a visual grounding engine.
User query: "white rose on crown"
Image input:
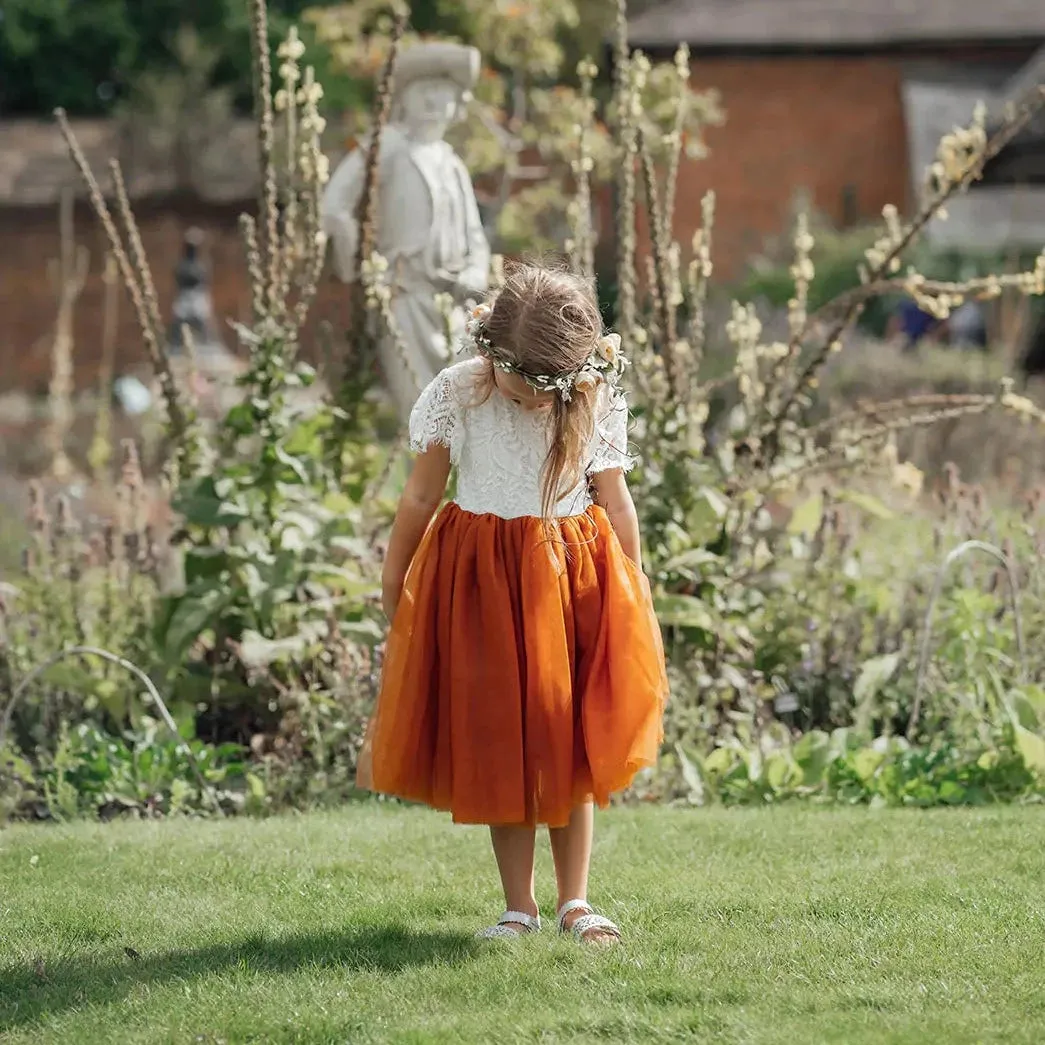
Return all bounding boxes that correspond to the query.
[573,370,599,393]
[465,302,492,339]
[597,333,621,365]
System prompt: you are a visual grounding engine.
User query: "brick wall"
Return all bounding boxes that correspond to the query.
[671,54,911,281]
[667,47,1040,280]
[0,199,349,394]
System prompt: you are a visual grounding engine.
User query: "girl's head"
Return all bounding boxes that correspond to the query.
[468,262,618,518]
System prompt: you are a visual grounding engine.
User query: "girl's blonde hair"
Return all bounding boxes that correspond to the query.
[477,262,604,519]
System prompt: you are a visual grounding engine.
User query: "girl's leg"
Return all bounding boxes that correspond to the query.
[549,802,594,908]
[489,825,539,931]
[549,802,618,944]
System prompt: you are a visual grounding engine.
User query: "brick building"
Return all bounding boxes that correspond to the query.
[3,3,1044,394]
[0,119,350,394]
[627,0,1045,279]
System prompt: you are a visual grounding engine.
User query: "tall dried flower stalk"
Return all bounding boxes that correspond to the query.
[787,210,815,341]
[612,0,639,345]
[109,161,165,344]
[54,109,202,480]
[350,12,405,362]
[567,58,598,280]
[762,380,1045,493]
[117,440,148,569]
[353,14,405,295]
[661,45,691,246]
[46,189,88,482]
[332,10,407,445]
[249,0,281,313]
[361,255,420,393]
[280,27,303,306]
[180,323,203,421]
[638,128,677,364]
[254,12,331,337]
[686,191,715,371]
[240,213,267,321]
[291,65,330,329]
[88,254,121,480]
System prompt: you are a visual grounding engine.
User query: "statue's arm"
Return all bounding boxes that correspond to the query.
[454,159,491,298]
[321,149,367,282]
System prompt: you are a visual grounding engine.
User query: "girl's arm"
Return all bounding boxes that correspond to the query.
[382,446,451,618]
[591,468,642,570]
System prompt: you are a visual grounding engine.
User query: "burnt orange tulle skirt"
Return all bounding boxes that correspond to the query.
[357,503,668,828]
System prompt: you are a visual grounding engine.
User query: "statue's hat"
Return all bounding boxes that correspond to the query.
[393,42,481,99]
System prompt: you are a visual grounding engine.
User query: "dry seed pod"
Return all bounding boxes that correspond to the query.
[87,532,105,569]
[68,546,83,585]
[874,613,888,653]
[966,485,986,534]
[102,521,119,565]
[28,481,49,532]
[142,523,161,577]
[999,538,1018,594]
[939,462,960,515]
[120,440,147,538]
[120,439,144,489]
[836,526,853,557]
[52,494,79,547]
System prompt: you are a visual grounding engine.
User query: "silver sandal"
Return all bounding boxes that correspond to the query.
[476,910,542,940]
[557,899,622,945]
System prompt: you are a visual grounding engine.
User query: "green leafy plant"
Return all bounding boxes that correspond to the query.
[25,720,247,821]
[0,455,164,752]
[671,687,1045,809]
[9,0,389,820]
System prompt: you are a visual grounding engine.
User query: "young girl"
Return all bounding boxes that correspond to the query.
[357,263,668,945]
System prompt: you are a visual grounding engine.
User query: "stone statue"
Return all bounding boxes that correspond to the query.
[165,227,240,412]
[321,41,490,420]
[167,228,225,360]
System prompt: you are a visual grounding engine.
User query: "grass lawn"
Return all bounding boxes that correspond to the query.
[1,805,1044,1044]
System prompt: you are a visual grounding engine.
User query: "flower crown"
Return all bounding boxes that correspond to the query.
[464,303,627,402]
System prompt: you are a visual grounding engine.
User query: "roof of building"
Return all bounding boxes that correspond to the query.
[627,0,1045,51]
[0,118,262,208]
[978,49,1045,186]
[980,105,1045,185]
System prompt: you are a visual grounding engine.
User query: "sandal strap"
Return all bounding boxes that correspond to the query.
[569,913,621,941]
[556,899,593,931]
[477,924,526,939]
[556,899,622,941]
[476,910,541,939]
[500,910,541,932]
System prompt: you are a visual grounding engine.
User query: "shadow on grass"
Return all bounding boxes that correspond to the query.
[0,924,475,1033]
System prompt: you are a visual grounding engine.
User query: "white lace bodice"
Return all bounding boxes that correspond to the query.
[409,358,634,519]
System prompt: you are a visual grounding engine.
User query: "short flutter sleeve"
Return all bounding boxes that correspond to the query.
[408,365,465,460]
[589,388,634,475]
